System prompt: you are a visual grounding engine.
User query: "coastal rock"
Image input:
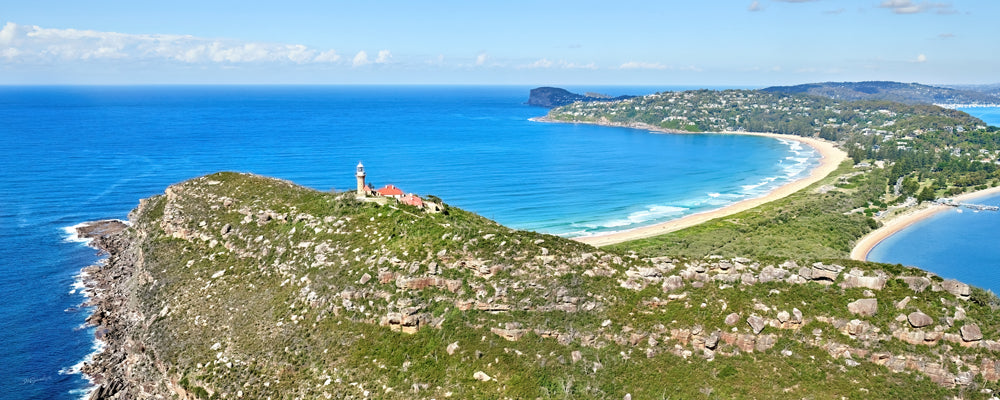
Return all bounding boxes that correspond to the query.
[961,324,983,342]
[895,296,911,310]
[662,275,684,292]
[473,371,492,382]
[757,266,788,283]
[942,279,971,299]
[840,272,886,290]
[908,312,933,328]
[847,298,878,317]
[747,315,766,334]
[899,276,931,292]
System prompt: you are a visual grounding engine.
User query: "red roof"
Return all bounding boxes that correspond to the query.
[401,194,424,207]
[375,184,404,196]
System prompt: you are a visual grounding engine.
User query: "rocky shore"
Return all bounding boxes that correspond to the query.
[76,218,176,400]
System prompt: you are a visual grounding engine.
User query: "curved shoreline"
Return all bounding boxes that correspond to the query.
[850,185,1000,261]
[533,118,848,247]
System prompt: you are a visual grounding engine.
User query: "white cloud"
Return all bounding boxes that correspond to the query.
[619,61,668,70]
[475,53,488,66]
[375,49,392,63]
[916,53,927,63]
[0,21,347,65]
[527,58,553,68]
[314,49,340,63]
[352,50,369,67]
[879,0,956,15]
[519,58,597,70]
[748,1,763,12]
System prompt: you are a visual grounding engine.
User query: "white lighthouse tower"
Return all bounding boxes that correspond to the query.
[355,161,366,196]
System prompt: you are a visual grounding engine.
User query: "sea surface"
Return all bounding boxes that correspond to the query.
[0,85,815,399]
[867,106,1000,294]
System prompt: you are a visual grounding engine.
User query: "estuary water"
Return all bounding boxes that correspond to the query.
[867,107,1000,295]
[0,85,816,399]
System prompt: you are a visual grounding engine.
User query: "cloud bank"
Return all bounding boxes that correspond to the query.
[0,21,386,66]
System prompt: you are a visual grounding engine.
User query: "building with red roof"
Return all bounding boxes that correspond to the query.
[375,184,404,198]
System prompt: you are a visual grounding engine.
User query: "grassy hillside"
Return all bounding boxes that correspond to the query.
[90,172,1000,399]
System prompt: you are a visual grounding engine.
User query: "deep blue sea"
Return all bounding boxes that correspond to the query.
[0,85,815,399]
[868,107,1000,295]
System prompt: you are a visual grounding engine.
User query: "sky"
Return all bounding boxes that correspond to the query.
[1,0,998,85]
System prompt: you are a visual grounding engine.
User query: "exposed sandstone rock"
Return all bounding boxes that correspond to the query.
[907,312,933,328]
[473,371,491,382]
[899,276,931,292]
[747,315,766,334]
[961,324,983,342]
[895,296,911,309]
[661,275,684,292]
[942,279,971,299]
[847,298,878,317]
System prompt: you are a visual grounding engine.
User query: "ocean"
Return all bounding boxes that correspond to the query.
[0,85,815,399]
[867,107,1000,295]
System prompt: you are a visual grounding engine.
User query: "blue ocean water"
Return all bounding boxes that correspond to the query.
[0,86,814,399]
[868,107,1000,294]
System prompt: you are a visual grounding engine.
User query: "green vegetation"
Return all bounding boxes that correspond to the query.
[100,171,1000,399]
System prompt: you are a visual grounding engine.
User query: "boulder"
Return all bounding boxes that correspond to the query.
[907,311,933,328]
[840,272,887,290]
[895,296,911,310]
[473,371,491,382]
[777,311,790,323]
[724,313,741,326]
[942,279,971,299]
[747,315,766,334]
[446,341,459,355]
[960,324,983,342]
[899,276,931,292]
[757,266,788,283]
[847,298,878,317]
[704,331,720,350]
[661,275,684,292]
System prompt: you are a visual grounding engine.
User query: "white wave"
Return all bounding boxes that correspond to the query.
[587,205,689,230]
[707,192,721,198]
[62,224,91,244]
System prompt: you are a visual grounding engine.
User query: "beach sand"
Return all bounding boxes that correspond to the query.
[569,129,848,247]
[850,185,1000,261]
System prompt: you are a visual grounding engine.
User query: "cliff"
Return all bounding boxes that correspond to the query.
[78,172,1000,399]
[527,87,635,108]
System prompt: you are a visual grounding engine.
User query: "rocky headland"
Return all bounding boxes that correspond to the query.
[75,172,1000,399]
[527,87,635,108]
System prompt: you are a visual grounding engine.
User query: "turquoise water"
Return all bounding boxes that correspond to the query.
[0,85,815,399]
[868,107,1000,294]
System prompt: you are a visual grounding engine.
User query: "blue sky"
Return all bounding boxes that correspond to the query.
[1,0,997,85]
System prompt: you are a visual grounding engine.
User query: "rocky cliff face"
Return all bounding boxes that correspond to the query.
[78,172,1000,399]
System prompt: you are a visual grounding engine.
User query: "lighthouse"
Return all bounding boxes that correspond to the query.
[355,161,366,196]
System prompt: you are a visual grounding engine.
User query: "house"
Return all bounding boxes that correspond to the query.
[375,184,404,198]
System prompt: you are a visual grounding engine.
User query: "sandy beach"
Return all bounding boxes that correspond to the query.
[557,123,848,247]
[850,185,1000,261]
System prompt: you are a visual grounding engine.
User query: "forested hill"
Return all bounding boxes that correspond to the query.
[762,81,1000,105]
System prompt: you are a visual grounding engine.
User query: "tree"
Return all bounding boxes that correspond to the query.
[917,186,936,203]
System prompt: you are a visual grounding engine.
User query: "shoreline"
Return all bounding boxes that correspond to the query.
[533,117,848,247]
[850,185,1000,261]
